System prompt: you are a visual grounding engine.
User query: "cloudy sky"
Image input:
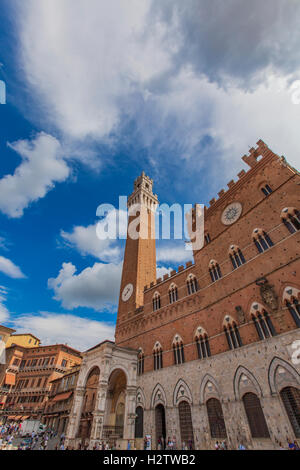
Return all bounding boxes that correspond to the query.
[0,0,299,350]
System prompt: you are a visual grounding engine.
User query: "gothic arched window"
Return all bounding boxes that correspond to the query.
[173,335,185,365]
[187,274,198,295]
[229,245,246,270]
[283,287,300,328]
[281,207,300,234]
[280,387,300,437]
[153,342,163,371]
[242,393,270,438]
[169,284,178,304]
[195,327,211,359]
[137,349,144,376]
[250,303,277,339]
[252,228,274,253]
[223,316,243,350]
[206,398,227,438]
[153,292,161,312]
[209,260,222,283]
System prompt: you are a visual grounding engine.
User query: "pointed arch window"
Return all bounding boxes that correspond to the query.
[153,292,161,312]
[169,284,178,304]
[280,387,300,437]
[137,349,144,376]
[281,207,300,234]
[206,398,227,438]
[252,228,274,253]
[153,342,163,371]
[173,335,185,365]
[195,327,211,359]
[229,245,246,270]
[243,393,270,438]
[209,260,222,282]
[283,287,300,328]
[250,303,276,340]
[223,316,243,350]
[187,274,198,295]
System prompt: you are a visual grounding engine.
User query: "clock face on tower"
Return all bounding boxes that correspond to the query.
[221,202,242,225]
[121,283,133,302]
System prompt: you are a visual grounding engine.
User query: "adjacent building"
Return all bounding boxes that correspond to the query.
[42,364,81,434]
[66,140,300,450]
[0,343,81,422]
[6,333,41,349]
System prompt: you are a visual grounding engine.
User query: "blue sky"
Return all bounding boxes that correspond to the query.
[0,0,299,350]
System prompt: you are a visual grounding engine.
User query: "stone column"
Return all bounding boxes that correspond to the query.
[66,387,85,441]
[89,380,108,446]
[123,386,137,441]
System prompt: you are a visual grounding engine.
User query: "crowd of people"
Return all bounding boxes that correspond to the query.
[0,421,299,450]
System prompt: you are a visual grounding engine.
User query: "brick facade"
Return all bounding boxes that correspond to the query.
[67,140,300,450]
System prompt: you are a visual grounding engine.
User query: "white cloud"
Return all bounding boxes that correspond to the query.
[157,240,193,264]
[17,1,300,191]
[19,0,170,141]
[0,132,69,218]
[60,209,127,262]
[11,312,115,351]
[0,256,26,279]
[48,261,122,311]
[0,286,10,323]
[156,266,172,279]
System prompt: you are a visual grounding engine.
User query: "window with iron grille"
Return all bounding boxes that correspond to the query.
[242,393,270,438]
[280,387,300,438]
[178,401,194,449]
[206,398,227,438]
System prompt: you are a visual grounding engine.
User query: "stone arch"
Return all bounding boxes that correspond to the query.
[200,374,221,405]
[108,365,130,386]
[136,387,145,409]
[233,365,263,400]
[268,357,300,395]
[173,379,193,406]
[151,383,167,408]
[83,365,101,388]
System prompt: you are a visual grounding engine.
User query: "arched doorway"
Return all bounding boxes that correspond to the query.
[242,392,270,438]
[103,369,127,441]
[206,398,227,438]
[280,386,300,437]
[155,404,166,449]
[178,401,194,449]
[135,406,144,438]
[78,367,100,440]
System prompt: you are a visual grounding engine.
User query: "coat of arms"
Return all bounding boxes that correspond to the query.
[256,277,278,311]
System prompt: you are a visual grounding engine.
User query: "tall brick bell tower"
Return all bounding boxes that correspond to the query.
[115,173,158,341]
